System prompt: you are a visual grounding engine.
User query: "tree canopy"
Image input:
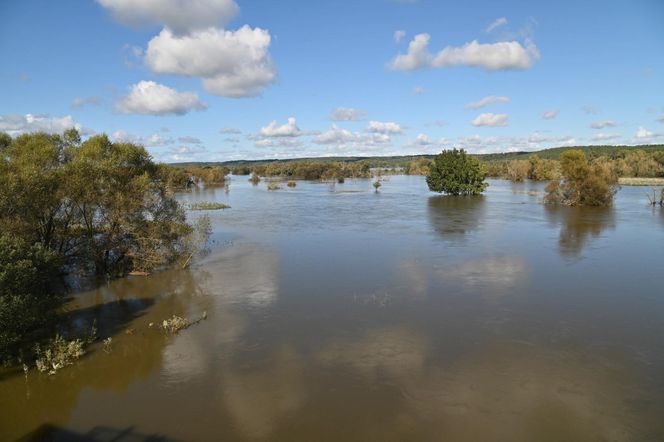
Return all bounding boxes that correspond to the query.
[426,148,488,196]
[544,149,619,206]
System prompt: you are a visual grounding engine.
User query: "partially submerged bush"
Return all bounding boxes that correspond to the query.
[506,160,529,182]
[249,173,261,185]
[287,181,297,187]
[545,150,619,206]
[427,149,488,195]
[373,180,382,192]
[267,182,281,191]
[34,334,85,375]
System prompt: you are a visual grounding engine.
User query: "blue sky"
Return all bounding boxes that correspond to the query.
[1,0,663,162]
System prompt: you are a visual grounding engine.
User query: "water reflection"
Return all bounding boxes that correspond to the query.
[427,195,486,242]
[441,255,529,297]
[545,206,615,258]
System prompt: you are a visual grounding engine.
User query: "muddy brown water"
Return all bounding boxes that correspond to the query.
[2,176,664,441]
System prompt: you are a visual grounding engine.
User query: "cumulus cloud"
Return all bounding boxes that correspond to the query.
[145,26,276,97]
[96,0,239,35]
[0,114,82,137]
[115,80,207,116]
[465,95,509,110]
[330,107,366,121]
[542,109,559,120]
[111,130,174,146]
[394,30,406,43]
[471,113,509,127]
[367,120,403,134]
[636,126,653,139]
[486,17,508,33]
[259,117,302,137]
[71,96,102,108]
[413,86,426,95]
[590,120,617,129]
[313,126,391,154]
[592,133,622,142]
[389,33,539,71]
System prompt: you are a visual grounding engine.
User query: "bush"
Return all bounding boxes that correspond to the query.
[0,235,61,362]
[426,149,488,195]
[544,150,618,206]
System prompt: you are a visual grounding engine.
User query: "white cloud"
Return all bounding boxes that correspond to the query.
[636,126,653,139]
[96,0,239,35]
[486,17,508,33]
[542,109,559,120]
[115,81,207,116]
[111,130,174,146]
[592,133,622,142]
[71,96,102,108]
[658,115,664,124]
[590,120,617,129]
[330,107,366,121]
[389,33,539,71]
[0,114,82,137]
[314,125,390,146]
[367,120,403,134]
[413,86,426,95]
[465,95,510,110]
[259,117,301,137]
[471,113,509,127]
[394,30,406,43]
[145,26,276,98]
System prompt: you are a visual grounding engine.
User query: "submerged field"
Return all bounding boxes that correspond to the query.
[2,176,664,441]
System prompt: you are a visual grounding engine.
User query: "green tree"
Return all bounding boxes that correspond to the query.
[426,149,488,195]
[0,234,60,361]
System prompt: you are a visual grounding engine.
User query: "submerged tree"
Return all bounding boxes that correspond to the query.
[426,148,488,195]
[0,130,196,276]
[544,149,619,206]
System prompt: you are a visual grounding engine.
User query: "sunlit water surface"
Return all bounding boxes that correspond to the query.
[2,176,664,441]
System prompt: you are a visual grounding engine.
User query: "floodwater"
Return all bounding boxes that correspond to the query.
[2,176,664,441]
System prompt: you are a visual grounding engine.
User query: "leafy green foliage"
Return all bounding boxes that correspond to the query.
[0,235,60,361]
[426,149,488,196]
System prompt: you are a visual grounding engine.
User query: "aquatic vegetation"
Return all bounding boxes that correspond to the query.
[373,180,382,192]
[189,201,230,210]
[250,173,261,185]
[34,335,85,375]
[287,181,297,187]
[267,182,282,191]
[161,311,207,334]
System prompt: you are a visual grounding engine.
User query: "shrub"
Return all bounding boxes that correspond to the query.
[373,180,382,192]
[506,160,530,182]
[426,149,488,195]
[544,150,618,206]
[287,181,297,187]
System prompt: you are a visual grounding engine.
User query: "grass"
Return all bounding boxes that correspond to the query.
[618,177,664,186]
[189,201,230,210]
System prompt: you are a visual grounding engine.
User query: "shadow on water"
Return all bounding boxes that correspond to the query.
[18,424,179,442]
[427,195,486,242]
[544,205,615,258]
